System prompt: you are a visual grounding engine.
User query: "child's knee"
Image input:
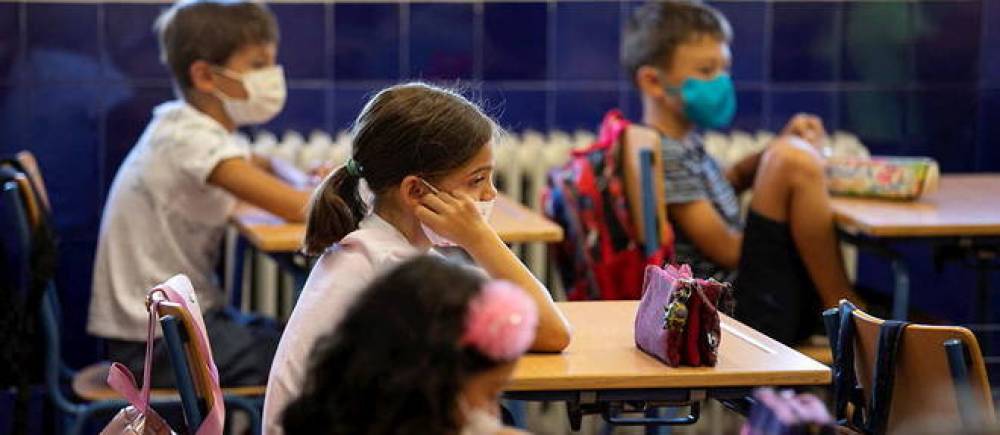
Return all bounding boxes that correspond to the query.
[765,137,824,182]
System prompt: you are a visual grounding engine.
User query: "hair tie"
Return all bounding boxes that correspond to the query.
[460,280,538,361]
[345,159,364,178]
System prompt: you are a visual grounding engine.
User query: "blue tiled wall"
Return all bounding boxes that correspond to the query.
[1,0,999,369]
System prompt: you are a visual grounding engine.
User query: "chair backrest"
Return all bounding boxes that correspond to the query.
[157,301,213,429]
[620,124,672,254]
[851,309,996,432]
[15,151,50,212]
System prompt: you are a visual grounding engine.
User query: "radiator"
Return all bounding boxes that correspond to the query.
[233,128,868,318]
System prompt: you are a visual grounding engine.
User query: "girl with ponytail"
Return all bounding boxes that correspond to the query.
[263,83,571,434]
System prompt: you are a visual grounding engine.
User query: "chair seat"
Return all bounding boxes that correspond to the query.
[795,335,833,365]
[72,362,266,402]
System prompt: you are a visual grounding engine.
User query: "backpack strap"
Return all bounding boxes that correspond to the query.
[832,300,860,423]
[867,320,908,435]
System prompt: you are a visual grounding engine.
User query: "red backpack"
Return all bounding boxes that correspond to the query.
[543,110,674,300]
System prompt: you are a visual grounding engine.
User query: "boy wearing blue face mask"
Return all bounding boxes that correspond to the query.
[623,1,864,345]
[88,0,309,387]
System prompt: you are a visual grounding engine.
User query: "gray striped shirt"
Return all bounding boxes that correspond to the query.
[661,133,742,281]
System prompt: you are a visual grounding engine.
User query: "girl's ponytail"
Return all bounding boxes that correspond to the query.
[302,161,367,255]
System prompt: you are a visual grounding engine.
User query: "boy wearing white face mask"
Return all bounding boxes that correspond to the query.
[624,1,865,345]
[87,0,308,387]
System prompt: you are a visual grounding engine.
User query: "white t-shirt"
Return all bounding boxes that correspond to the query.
[262,214,437,435]
[87,100,248,341]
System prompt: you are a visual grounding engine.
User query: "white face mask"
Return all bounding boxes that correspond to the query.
[213,65,287,126]
[422,199,494,248]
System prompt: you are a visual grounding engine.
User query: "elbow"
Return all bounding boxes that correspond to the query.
[531,321,573,353]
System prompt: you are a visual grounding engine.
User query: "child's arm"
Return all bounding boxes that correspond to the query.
[415,192,572,352]
[208,157,311,222]
[668,200,743,270]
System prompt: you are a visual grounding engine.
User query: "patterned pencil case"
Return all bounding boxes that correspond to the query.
[826,156,939,200]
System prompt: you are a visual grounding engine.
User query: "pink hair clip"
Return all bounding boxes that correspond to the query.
[460,280,539,361]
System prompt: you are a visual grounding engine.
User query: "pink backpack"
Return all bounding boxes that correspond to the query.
[104,275,225,435]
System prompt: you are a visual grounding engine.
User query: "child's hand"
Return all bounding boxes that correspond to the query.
[781,113,828,151]
[415,189,494,248]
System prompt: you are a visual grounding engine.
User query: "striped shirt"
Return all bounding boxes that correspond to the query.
[661,133,742,281]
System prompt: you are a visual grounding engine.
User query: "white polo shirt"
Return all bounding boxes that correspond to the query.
[262,213,435,434]
[87,100,247,341]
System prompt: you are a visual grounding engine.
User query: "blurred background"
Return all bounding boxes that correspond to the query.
[0,0,998,408]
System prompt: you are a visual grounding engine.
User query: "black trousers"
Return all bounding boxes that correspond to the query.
[733,209,823,346]
[105,306,282,388]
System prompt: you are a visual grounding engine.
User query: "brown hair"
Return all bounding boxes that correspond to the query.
[621,0,732,85]
[154,0,279,90]
[302,83,497,255]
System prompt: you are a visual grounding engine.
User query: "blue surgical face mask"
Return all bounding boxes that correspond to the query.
[666,73,737,130]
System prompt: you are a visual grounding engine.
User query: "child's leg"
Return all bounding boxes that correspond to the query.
[747,137,857,308]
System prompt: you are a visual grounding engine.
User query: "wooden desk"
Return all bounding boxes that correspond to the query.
[506,301,829,428]
[510,301,829,392]
[232,194,564,253]
[830,174,1000,321]
[832,175,1000,238]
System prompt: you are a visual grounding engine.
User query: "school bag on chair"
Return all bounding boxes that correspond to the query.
[543,109,674,300]
[102,275,225,435]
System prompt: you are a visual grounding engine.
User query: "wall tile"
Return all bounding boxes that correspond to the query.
[981,0,1000,83]
[914,1,981,83]
[842,1,913,84]
[709,1,766,83]
[554,90,619,131]
[731,89,763,132]
[410,3,475,80]
[103,85,173,194]
[483,2,547,81]
[273,4,327,80]
[27,84,105,238]
[0,3,23,82]
[768,90,836,132]
[839,90,908,156]
[483,86,548,132]
[105,4,168,81]
[331,86,384,133]
[908,88,978,172]
[554,2,619,81]
[0,85,28,153]
[26,3,101,83]
[333,4,399,80]
[771,2,839,82]
[978,91,1000,172]
[262,87,328,135]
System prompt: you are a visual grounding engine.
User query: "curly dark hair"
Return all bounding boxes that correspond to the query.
[280,255,499,434]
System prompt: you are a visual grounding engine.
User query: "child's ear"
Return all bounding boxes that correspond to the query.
[189,60,216,94]
[399,175,426,208]
[635,65,668,100]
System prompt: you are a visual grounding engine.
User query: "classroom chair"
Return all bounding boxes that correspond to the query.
[825,301,996,434]
[621,124,673,259]
[152,289,263,434]
[1,158,266,434]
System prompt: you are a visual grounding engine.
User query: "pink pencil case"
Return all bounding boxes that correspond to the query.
[826,156,939,200]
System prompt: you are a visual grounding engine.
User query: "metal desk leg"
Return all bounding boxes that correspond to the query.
[838,231,911,320]
[231,236,247,309]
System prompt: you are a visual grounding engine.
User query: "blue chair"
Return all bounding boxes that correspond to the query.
[153,296,263,434]
[1,163,265,434]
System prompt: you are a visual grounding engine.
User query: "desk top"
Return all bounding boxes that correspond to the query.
[232,194,564,253]
[508,301,831,392]
[831,175,1000,238]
